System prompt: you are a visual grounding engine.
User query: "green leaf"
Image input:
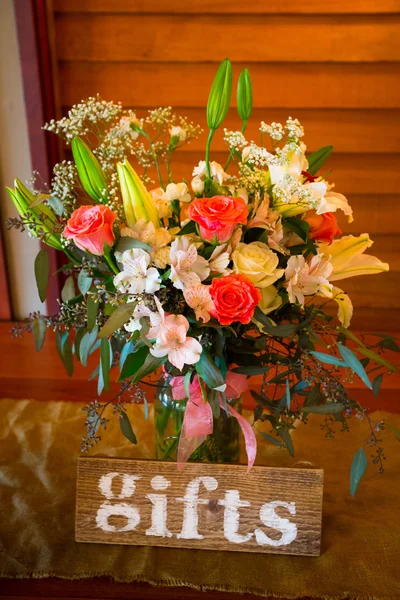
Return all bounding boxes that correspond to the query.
[115,236,152,254]
[258,430,283,448]
[184,370,192,399]
[350,446,368,497]
[34,248,50,303]
[61,275,76,303]
[118,345,149,381]
[31,318,47,352]
[131,354,166,385]
[387,424,400,442]
[283,217,310,242]
[77,269,93,296]
[120,411,137,444]
[307,145,333,176]
[232,365,270,375]
[285,379,291,410]
[337,326,366,348]
[253,307,296,337]
[80,325,98,367]
[56,330,74,377]
[358,347,398,373]
[337,344,372,390]
[281,428,294,457]
[300,403,344,414]
[100,338,112,392]
[372,373,384,398]
[74,327,85,362]
[310,350,346,367]
[98,303,136,338]
[377,338,400,352]
[119,340,135,372]
[208,389,221,419]
[237,68,252,123]
[177,220,197,236]
[195,350,225,390]
[206,58,232,130]
[87,293,98,332]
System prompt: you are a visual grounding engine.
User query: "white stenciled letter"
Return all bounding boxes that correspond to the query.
[218,490,253,544]
[145,475,172,538]
[255,501,297,547]
[96,472,141,533]
[176,476,218,540]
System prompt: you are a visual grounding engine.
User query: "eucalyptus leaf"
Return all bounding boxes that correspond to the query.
[310,351,346,367]
[61,275,76,303]
[358,347,398,373]
[34,248,50,303]
[98,302,136,338]
[131,354,166,385]
[74,327,85,362]
[78,269,93,296]
[119,340,135,372]
[100,338,112,392]
[372,373,384,398]
[87,293,98,332]
[118,345,149,381]
[350,446,368,497]
[120,411,137,444]
[80,325,98,367]
[56,330,74,377]
[195,351,225,390]
[285,379,291,410]
[232,365,270,375]
[115,237,152,254]
[31,318,47,352]
[253,307,296,337]
[47,195,64,216]
[337,344,372,390]
[258,430,282,448]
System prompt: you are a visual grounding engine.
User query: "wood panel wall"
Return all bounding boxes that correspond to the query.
[51,0,400,328]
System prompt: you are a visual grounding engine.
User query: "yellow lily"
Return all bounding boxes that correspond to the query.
[331,286,353,328]
[318,234,389,282]
[117,158,160,229]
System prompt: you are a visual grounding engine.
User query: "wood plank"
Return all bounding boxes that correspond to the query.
[76,457,323,556]
[53,0,400,15]
[54,14,400,63]
[59,62,400,109]
[343,196,400,234]
[60,107,400,155]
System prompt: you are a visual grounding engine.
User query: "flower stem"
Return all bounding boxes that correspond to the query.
[205,129,215,178]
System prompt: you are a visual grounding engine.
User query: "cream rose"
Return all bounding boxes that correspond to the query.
[232,241,284,288]
[258,285,282,314]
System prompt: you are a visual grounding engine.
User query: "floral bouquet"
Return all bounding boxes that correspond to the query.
[7,59,398,495]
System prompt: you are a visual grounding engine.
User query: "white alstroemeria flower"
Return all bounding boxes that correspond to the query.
[191,160,228,194]
[169,125,187,141]
[318,234,389,282]
[163,182,191,203]
[316,191,354,223]
[269,143,308,186]
[150,314,202,370]
[169,236,209,290]
[183,285,214,323]
[114,248,161,295]
[209,244,231,274]
[285,253,333,306]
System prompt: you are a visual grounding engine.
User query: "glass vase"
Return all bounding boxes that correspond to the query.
[154,373,242,464]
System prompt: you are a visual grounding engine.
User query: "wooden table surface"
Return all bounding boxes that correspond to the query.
[1,321,399,599]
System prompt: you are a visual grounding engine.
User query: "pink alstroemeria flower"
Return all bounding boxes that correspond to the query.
[150,313,202,370]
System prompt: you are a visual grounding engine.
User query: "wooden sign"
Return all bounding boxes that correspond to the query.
[76,457,323,556]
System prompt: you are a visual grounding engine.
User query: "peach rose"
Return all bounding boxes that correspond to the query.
[209,273,261,326]
[304,210,341,244]
[188,195,248,243]
[63,205,117,255]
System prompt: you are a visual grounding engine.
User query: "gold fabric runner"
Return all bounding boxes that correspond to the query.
[0,398,399,599]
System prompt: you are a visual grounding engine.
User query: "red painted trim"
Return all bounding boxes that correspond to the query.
[13,0,60,314]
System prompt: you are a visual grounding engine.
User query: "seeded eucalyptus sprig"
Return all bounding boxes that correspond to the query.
[205,58,232,178]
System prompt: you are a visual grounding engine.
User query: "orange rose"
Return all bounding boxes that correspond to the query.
[63,205,117,255]
[209,273,261,326]
[188,195,248,243]
[304,210,341,244]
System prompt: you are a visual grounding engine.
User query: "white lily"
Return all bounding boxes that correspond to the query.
[318,234,389,282]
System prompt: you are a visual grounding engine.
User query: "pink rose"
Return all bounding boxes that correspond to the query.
[188,195,248,243]
[63,205,117,255]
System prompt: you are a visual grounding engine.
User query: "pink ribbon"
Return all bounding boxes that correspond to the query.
[171,371,256,472]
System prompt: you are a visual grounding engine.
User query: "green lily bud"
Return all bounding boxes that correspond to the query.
[117,158,160,229]
[237,68,252,125]
[6,182,62,250]
[206,58,232,131]
[71,137,108,202]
